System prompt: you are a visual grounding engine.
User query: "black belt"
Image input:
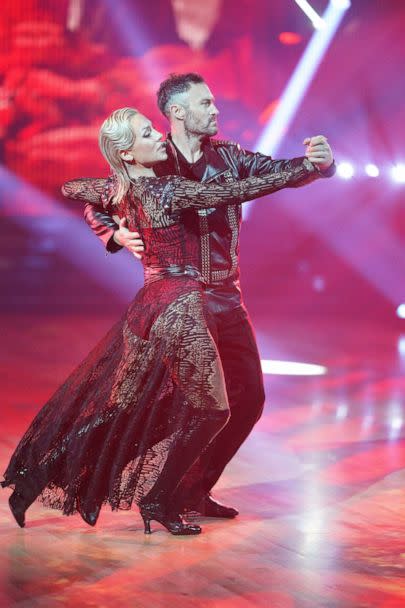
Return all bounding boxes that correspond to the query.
[144,265,206,285]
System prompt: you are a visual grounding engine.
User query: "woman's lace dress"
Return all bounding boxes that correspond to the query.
[1,162,315,523]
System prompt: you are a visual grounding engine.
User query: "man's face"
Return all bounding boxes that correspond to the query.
[182,83,219,137]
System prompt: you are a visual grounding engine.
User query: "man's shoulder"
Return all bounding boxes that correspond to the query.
[210,138,242,152]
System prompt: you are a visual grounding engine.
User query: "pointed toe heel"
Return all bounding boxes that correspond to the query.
[76,496,100,527]
[9,491,27,528]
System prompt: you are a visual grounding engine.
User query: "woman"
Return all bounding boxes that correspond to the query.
[1,107,316,535]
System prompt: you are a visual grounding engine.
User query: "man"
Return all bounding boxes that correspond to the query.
[81,73,335,518]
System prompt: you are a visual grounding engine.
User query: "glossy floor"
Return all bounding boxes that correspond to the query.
[1,312,405,608]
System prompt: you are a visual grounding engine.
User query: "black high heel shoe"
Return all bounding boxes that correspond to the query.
[76,496,100,527]
[9,491,28,528]
[140,503,202,536]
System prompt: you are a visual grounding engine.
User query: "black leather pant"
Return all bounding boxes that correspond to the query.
[171,286,265,509]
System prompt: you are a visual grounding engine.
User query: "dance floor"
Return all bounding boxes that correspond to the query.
[1,310,405,608]
[0,0,403,605]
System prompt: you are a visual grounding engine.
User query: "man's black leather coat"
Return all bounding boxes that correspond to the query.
[84,136,334,308]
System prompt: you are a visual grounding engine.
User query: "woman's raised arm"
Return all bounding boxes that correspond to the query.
[160,158,319,214]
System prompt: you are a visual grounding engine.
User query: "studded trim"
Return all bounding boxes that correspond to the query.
[211,204,240,282]
[198,213,211,283]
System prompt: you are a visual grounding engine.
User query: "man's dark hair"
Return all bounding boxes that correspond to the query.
[157,72,205,118]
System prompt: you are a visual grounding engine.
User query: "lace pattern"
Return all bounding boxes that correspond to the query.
[2,278,229,519]
[2,162,317,521]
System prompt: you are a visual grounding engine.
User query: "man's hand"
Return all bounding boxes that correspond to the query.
[113,217,144,259]
[303,135,333,172]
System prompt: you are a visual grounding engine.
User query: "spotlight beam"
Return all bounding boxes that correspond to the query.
[103,0,164,84]
[243,0,350,219]
[0,165,141,302]
[255,1,351,158]
[294,0,325,30]
[266,184,405,308]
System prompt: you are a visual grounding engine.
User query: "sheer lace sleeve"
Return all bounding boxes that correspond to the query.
[61,177,113,208]
[61,176,122,252]
[160,158,317,214]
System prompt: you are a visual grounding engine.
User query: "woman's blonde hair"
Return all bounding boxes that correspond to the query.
[99,107,138,204]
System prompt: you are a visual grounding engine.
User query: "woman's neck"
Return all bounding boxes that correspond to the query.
[125,163,156,179]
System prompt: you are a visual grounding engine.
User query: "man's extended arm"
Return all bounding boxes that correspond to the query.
[225,135,335,180]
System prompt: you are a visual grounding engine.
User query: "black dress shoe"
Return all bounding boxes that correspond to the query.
[9,491,27,528]
[189,494,239,518]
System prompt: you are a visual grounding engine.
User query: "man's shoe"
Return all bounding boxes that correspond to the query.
[195,494,239,519]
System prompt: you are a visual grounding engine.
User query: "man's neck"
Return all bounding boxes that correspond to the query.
[170,128,205,164]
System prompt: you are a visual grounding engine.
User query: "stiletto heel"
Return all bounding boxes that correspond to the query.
[142,514,152,534]
[139,503,201,536]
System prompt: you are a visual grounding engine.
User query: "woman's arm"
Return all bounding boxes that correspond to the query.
[62,177,123,252]
[161,158,319,214]
[62,177,145,257]
[61,177,110,204]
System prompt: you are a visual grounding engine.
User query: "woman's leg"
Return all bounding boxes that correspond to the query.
[141,288,231,513]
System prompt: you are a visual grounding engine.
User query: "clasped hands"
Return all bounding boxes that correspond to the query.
[303,135,333,172]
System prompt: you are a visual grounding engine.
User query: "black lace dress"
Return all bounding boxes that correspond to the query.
[1,161,316,524]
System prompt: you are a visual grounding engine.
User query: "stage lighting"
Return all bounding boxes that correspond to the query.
[244,0,351,219]
[398,336,405,356]
[396,304,405,319]
[336,403,348,420]
[361,415,374,432]
[294,0,325,29]
[391,417,403,431]
[391,164,405,183]
[331,0,351,8]
[261,360,327,376]
[365,163,379,177]
[279,32,302,45]
[0,166,140,302]
[312,275,325,292]
[253,0,351,159]
[336,162,354,179]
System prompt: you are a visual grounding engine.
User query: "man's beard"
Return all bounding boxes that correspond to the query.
[184,111,218,137]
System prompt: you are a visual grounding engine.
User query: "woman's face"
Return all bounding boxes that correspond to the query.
[123,114,167,167]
